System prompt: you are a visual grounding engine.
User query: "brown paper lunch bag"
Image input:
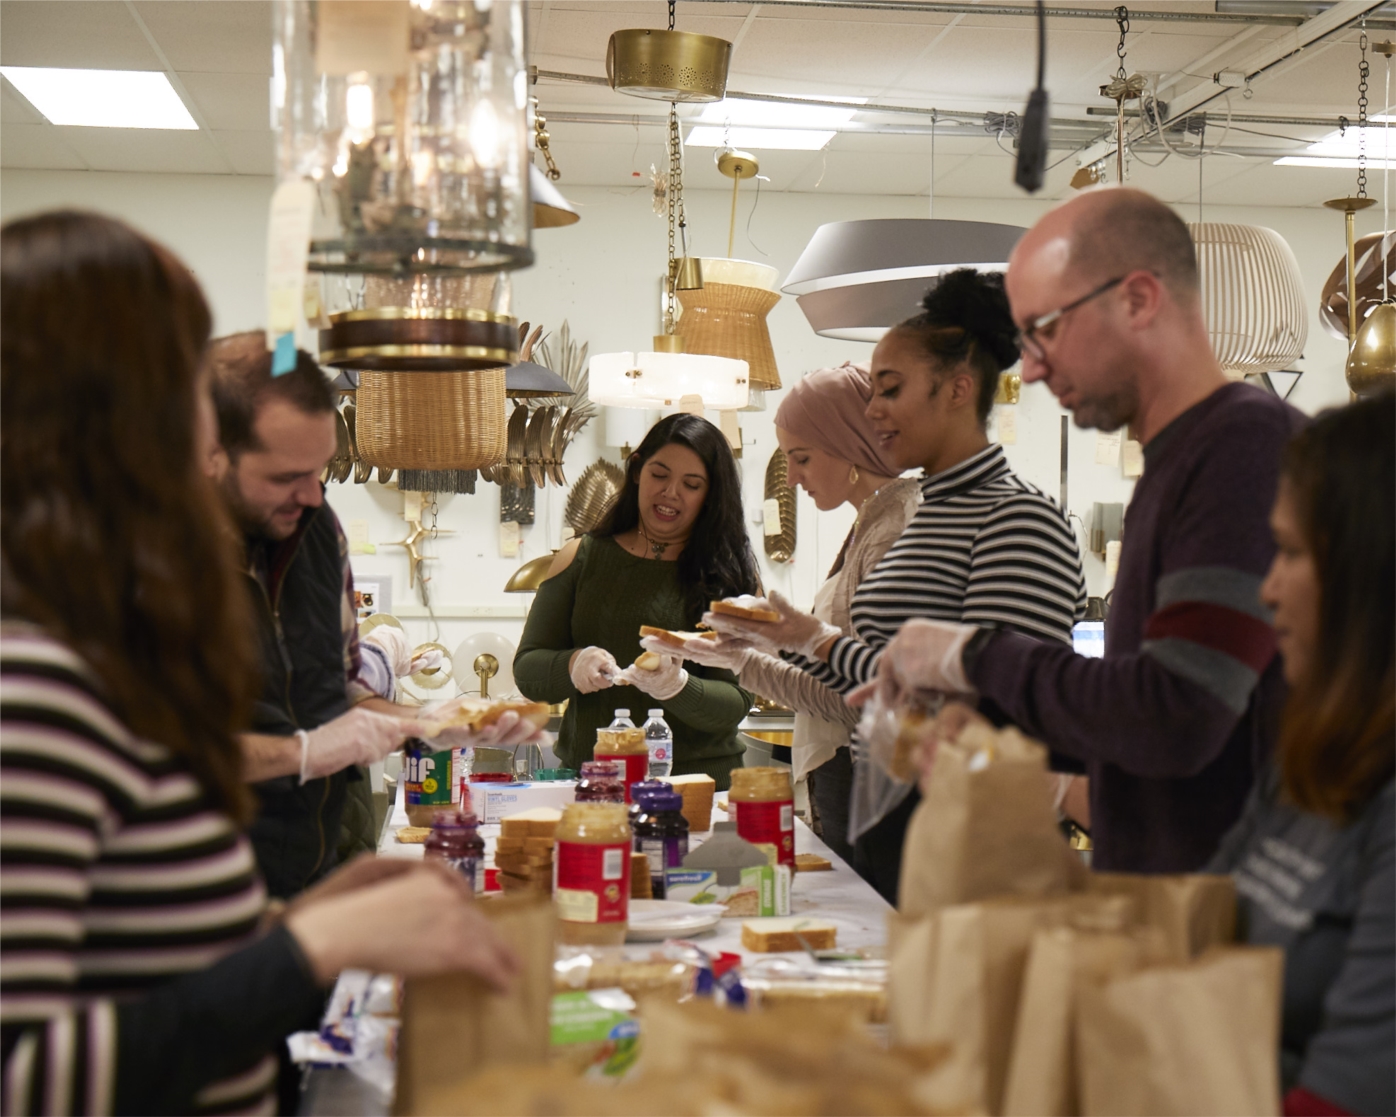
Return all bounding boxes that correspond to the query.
[889,893,1136,1116]
[897,722,1086,919]
[394,894,556,1116]
[1001,922,1171,1117]
[1085,871,1237,961]
[1076,945,1284,1117]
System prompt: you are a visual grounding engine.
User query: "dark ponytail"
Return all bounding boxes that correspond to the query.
[894,268,1020,426]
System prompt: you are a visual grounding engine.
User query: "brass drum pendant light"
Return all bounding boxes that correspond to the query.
[606,0,731,106]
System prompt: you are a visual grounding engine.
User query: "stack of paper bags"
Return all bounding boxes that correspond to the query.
[887,713,1281,1116]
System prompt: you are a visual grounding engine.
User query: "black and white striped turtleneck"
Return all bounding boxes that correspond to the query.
[803,443,1087,693]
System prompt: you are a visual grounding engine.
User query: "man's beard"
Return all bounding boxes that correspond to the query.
[220,470,291,541]
[1070,382,1138,435]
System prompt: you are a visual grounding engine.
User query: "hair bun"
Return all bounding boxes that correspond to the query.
[919,268,1019,373]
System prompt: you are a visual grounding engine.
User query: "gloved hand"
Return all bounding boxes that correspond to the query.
[640,633,754,673]
[419,702,548,753]
[408,647,443,675]
[846,619,977,710]
[299,706,424,783]
[616,652,689,701]
[701,590,841,660]
[569,646,619,694]
[361,625,414,676]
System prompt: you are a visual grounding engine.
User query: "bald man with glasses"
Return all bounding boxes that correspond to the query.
[855,187,1306,874]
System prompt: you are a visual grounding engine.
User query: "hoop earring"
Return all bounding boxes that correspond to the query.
[848,464,860,486]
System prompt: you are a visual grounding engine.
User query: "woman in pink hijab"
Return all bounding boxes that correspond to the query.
[678,362,919,862]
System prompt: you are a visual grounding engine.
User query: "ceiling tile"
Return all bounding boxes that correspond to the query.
[0,0,159,69]
[1,80,43,123]
[55,126,228,173]
[213,129,274,176]
[179,71,269,131]
[130,1,272,74]
[0,122,88,169]
[732,17,939,87]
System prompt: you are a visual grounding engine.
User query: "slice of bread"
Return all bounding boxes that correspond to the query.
[499,806,562,839]
[633,650,662,671]
[419,697,550,737]
[710,596,780,623]
[639,625,721,650]
[794,853,833,873]
[741,918,838,953]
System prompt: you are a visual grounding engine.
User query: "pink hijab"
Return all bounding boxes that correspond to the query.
[774,361,900,477]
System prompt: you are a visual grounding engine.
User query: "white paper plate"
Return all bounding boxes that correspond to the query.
[626,899,726,941]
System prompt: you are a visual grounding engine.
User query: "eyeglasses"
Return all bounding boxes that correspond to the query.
[1016,275,1127,362]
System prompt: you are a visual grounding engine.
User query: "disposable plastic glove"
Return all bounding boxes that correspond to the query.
[616,652,689,701]
[299,706,424,783]
[361,625,414,676]
[846,619,977,710]
[640,632,754,673]
[701,590,841,660]
[569,646,620,694]
[408,647,443,675]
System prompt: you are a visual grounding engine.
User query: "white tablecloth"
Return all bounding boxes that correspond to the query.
[377,783,891,959]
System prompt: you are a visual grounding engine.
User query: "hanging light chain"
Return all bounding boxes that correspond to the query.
[533,99,561,181]
[1115,6,1130,83]
[668,0,676,32]
[665,102,682,334]
[1359,26,1370,198]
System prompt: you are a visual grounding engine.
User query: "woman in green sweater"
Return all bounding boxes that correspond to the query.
[514,414,759,788]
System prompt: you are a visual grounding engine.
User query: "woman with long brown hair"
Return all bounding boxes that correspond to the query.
[1207,393,1393,1117]
[1,211,516,1115]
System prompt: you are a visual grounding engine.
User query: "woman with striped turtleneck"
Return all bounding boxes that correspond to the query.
[706,269,1088,903]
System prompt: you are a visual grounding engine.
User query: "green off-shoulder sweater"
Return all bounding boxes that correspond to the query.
[513,534,752,789]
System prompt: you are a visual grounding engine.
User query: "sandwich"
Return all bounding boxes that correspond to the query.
[638,624,722,651]
[418,696,550,738]
[709,595,780,623]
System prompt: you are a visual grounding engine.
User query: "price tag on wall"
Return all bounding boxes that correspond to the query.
[996,407,1018,446]
[1094,429,1122,466]
[762,497,782,537]
[1121,438,1144,478]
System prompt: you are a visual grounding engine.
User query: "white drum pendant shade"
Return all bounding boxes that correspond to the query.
[1190,224,1308,375]
[590,351,750,411]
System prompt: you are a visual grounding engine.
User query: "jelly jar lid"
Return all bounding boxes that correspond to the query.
[431,808,479,829]
[642,789,684,813]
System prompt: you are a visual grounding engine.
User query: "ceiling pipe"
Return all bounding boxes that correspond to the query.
[681,0,1396,28]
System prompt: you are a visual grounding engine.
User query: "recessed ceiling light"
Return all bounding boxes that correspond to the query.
[1274,115,1396,170]
[1,67,197,129]
[686,96,863,151]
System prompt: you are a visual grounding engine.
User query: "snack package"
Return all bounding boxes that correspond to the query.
[553,942,707,1002]
[549,988,641,1080]
[286,969,402,1100]
[743,956,888,1024]
[664,865,791,917]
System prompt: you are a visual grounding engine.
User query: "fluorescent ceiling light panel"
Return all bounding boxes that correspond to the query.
[1,67,197,129]
[1274,115,1396,169]
[687,124,836,150]
[686,95,863,151]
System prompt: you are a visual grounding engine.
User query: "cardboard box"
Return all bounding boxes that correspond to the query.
[663,865,791,918]
[479,782,577,824]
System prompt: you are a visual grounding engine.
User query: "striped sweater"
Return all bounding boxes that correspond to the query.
[804,443,1087,693]
[1,624,323,1115]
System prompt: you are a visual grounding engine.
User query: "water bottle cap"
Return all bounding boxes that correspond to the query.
[648,709,663,717]
[614,708,630,717]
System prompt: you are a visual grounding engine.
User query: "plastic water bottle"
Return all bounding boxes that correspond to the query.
[609,708,636,730]
[643,709,673,778]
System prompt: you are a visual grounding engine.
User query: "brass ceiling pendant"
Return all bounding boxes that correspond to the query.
[606,0,731,103]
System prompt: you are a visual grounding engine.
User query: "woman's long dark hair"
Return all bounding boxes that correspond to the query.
[593,413,759,621]
[1278,392,1394,822]
[1,211,256,822]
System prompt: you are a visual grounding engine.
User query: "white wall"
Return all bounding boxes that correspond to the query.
[1,167,1365,683]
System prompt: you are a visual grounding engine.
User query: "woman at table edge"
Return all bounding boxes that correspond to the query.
[514,413,759,789]
[664,363,918,863]
[0,211,517,1115]
[1205,393,1393,1117]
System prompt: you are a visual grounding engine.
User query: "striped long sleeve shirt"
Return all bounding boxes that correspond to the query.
[966,383,1306,872]
[1,624,324,1115]
[803,444,1087,693]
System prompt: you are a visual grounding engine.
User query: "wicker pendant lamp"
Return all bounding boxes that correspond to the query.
[1188,223,1308,377]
